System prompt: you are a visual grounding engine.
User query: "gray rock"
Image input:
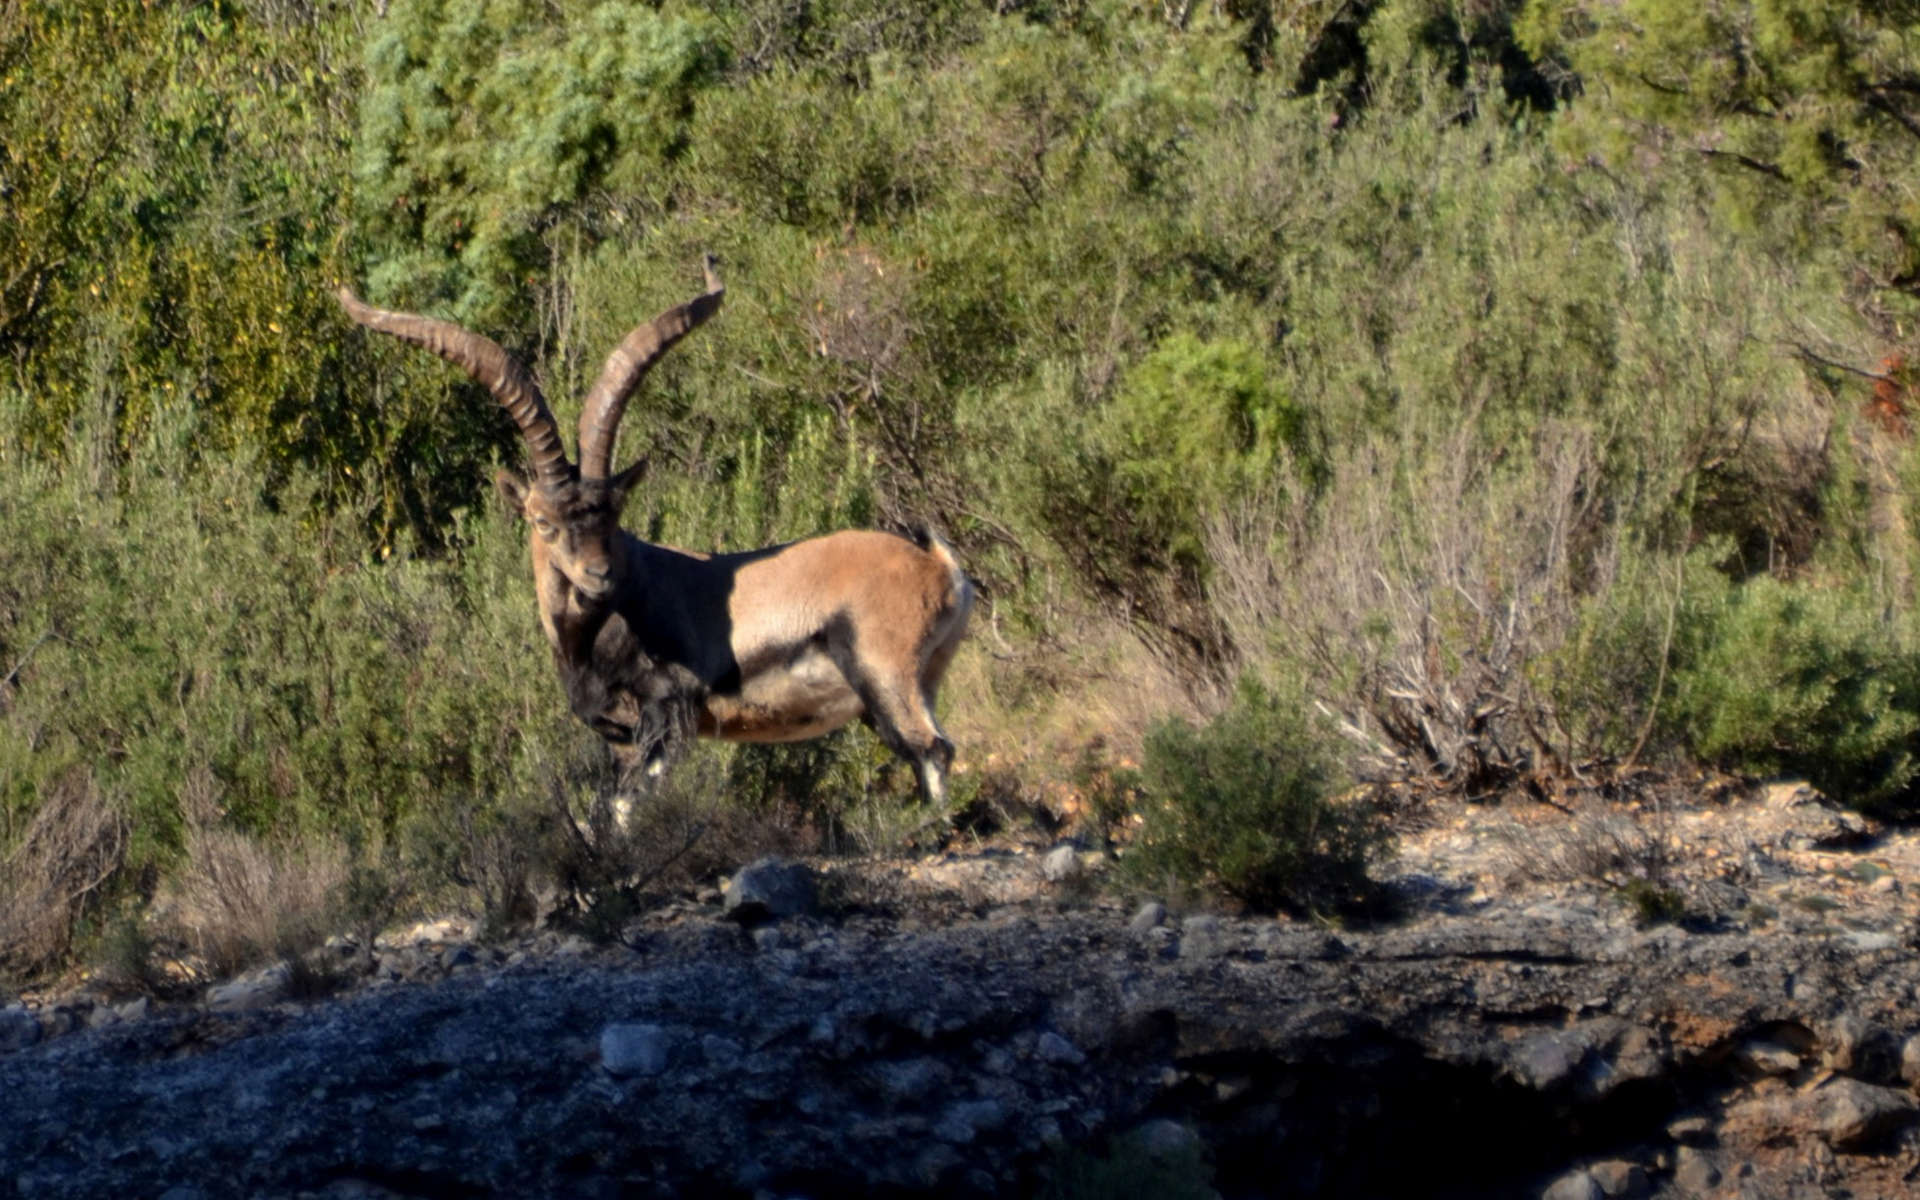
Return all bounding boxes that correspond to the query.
[1734,1038,1801,1076]
[1901,1032,1920,1088]
[206,962,292,1012]
[724,857,818,924]
[1585,1159,1648,1198]
[1807,1077,1917,1149]
[1540,1169,1603,1200]
[1664,1114,1713,1144]
[1178,914,1227,960]
[1130,1118,1202,1161]
[1728,1077,1918,1151]
[872,1057,949,1103]
[1822,1013,1869,1071]
[0,1005,41,1052]
[1128,901,1166,934]
[599,1023,673,1077]
[1036,1031,1085,1065]
[1672,1146,1720,1193]
[934,1099,1007,1144]
[1040,843,1081,883]
[701,1034,742,1067]
[1511,1030,1586,1091]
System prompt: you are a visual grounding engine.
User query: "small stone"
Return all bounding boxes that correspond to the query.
[116,996,149,1023]
[934,1099,1007,1144]
[1734,1038,1802,1077]
[1842,930,1900,953]
[0,1005,41,1052]
[1178,914,1227,960]
[1899,1033,1920,1088]
[1036,1031,1085,1065]
[701,1034,742,1067]
[1870,873,1901,894]
[441,944,477,970]
[1808,1077,1917,1149]
[1586,1159,1648,1198]
[1665,1114,1713,1144]
[1765,781,1819,809]
[873,1057,948,1102]
[1128,902,1166,934]
[599,1023,672,1077]
[1672,1147,1720,1193]
[1129,1118,1202,1162]
[1822,1014,1871,1072]
[206,962,292,1012]
[1540,1168,1603,1200]
[724,857,818,924]
[1511,1030,1585,1091]
[1041,843,1081,883]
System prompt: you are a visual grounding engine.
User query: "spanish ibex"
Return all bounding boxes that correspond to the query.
[337,258,973,803]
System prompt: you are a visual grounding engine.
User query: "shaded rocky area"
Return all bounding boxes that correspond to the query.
[6,783,1920,1199]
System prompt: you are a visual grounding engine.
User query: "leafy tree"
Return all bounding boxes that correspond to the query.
[353,0,728,335]
[1519,0,1920,296]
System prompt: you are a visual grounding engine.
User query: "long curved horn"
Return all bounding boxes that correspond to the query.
[576,255,725,481]
[337,287,573,488]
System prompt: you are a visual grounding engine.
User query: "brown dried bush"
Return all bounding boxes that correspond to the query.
[0,767,126,983]
[155,775,350,978]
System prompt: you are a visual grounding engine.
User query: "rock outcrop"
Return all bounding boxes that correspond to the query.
[4,898,1920,1198]
[6,785,1920,1199]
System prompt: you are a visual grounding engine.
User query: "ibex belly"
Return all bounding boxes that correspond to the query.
[704,644,864,742]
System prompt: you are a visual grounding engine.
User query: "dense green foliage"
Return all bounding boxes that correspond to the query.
[8,0,1920,974]
[1123,679,1387,912]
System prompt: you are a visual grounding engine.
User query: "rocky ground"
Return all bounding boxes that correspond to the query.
[4,780,1920,1199]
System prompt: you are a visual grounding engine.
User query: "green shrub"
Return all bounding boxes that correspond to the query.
[1122,679,1388,913]
[1107,332,1324,570]
[1666,574,1920,816]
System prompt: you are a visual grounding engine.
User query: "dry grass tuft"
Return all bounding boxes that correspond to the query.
[155,769,350,978]
[0,767,126,982]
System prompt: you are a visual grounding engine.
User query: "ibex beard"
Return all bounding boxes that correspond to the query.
[338,257,972,805]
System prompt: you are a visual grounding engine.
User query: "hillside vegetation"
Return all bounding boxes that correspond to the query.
[5,0,1920,982]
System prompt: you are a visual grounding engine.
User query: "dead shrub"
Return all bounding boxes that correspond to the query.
[0,766,126,982]
[158,820,349,979]
[546,747,810,937]
[1488,802,1668,891]
[1207,422,1612,798]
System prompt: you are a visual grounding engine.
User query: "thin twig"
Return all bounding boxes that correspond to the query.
[1783,339,1894,384]
[1,631,53,695]
[1623,554,1685,770]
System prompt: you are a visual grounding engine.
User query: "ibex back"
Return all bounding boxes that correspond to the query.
[338,259,972,803]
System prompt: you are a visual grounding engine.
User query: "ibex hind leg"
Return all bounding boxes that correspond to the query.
[857,698,951,806]
[846,674,953,809]
[817,617,946,805]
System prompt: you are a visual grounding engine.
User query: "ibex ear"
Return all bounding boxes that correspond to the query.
[494,469,531,517]
[608,459,647,511]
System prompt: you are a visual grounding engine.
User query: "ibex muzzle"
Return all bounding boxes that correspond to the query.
[337,260,972,805]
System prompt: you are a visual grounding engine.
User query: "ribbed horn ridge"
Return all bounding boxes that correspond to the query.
[336,287,573,488]
[577,255,725,481]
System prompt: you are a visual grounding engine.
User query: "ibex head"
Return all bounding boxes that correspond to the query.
[336,256,724,601]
